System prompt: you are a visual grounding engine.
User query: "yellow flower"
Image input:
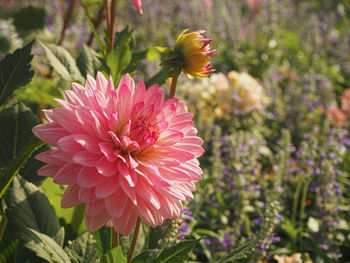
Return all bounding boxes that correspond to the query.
[157,29,216,79]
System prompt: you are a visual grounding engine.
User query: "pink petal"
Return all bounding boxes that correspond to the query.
[95,175,120,198]
[53,163,80,184]
[73,151,100,167]
[96,157,118,177]
[104,190,129,218]
[37,164,60,177]
[32,123,69,147]
[61,184,82,208]
[77,167,105,188]
[78,187,98,203]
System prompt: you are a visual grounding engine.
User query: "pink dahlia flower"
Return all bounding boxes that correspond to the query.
[32,73,204,235]
[341,88,350,115]
[327,106,346,127]
[132,0,143,14]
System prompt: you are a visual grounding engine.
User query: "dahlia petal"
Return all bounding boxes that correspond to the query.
[85,199,106,217]
[85,75,97,95]
[137,199,162,228]
[111,205,138,235]
[73,151,99,167]
[61,184,82,208]
[78,187,98,203]
[173,144,204,158]
[50,149,73,163]
[95,175,120,198]
[157,130,184,145]
[131,0,143,14]
[32,123,69,147]
[77,167,105,188]
[54,99,73,110]
[170,120,194,132]
[43,109,55,121]
[96,72,108,93]
[137,180,161,210]
[35,150,65,165]
[65,89,85,106]
[132,81,146,105]
[74,134,101,153]
[157,196,182,218]
[53,108,82,134]
[119,175,137,205]
[90,110,110,141]
[174,112,193,122]
[37,164,60,177]
[96,157,118,177]
[57,135,84,154]
[105,191,128,218]
[54,163,80,184]
[180,136,204,145]
[85,212,110,232]
[136,164,171,187]
[158,166,192,183]
[99,142,118,161]
[118,162,137,187]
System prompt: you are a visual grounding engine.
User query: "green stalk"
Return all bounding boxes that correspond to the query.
[291,179,302,229]
[299,181,309,231]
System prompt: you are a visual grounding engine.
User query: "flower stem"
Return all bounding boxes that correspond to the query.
[169,68,180,99]
[108,0,117,51]
[105,0,111,33]
[127,217,141,263]
[291,179,302,229]
[113,229,119,247]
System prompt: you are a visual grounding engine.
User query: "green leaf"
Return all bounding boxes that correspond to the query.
[92,226,113,259]
[154,239,199,263]
[106,28,133,84]
[40,41,84,83]
[29,229,71,263]
[102,246,126,263]
[0,35,11,53]
[42,178,86,237]
[85,15,105,55]
[0,104,45,198]
[14,77,62,107]
[216,238,260,263]
[132,250,158,263]
[0,41,34,106]
[77,44,99,77]
[145,68,171,88]
[13,6,45,31]
[5,175,64,260]
[65,232,99,263]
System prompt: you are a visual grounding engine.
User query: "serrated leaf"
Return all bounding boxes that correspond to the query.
[77,44,98,77]
[29,229,71,263]
[0,104,46,197]
[13,6,45,31]
[92,226,113,259]
[66,232,99,263]
[154,239,199,263]
[5,175,64,260]
[40,41,84,83]
[132,250,158,263]
[102,246,126,263]
[106,28,133,84]
[0,41,34,106]
[216,238,260,263]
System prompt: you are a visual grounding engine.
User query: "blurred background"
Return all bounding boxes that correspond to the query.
[1,0,350,262]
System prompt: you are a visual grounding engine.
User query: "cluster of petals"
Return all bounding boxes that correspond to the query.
[175,29,216,78]
[131,0,143,14]
[32,73,204,235]
[341,88,350,115]
[327,106,346,127]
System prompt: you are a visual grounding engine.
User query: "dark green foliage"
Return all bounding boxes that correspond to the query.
[102,246,126,263]
[0,41,34,106]
[65,233,99,263]
[0,35,11,53]
[154,239,199,263]
[13,6,45,31]
[5,176,65,261]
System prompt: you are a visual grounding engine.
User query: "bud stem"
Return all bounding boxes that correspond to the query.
[127,217,141,263]
[113,229,119,247]
[169,68,180,99]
